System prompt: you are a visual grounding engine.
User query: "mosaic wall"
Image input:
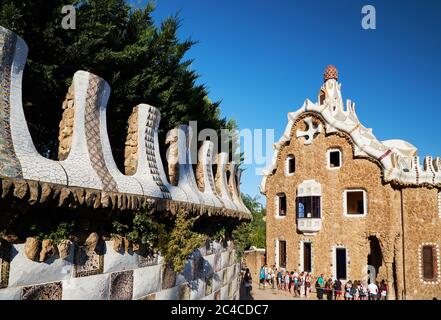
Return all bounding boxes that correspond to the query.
[0,240,240,300]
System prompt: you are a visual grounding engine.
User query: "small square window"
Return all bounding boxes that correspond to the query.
[328,149,341,168]
[344,190,367,216]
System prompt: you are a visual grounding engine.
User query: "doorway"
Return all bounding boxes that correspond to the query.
[367,236,382,284]
[279,240,287,268]
[335,247,347,280]
[303,242,312,272]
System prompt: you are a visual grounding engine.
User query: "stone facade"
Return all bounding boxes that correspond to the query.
[261,66,441,300]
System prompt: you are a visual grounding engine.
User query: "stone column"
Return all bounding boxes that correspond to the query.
[385,260,396,300]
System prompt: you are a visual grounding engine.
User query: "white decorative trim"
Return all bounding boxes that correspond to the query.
[343,189,368,218]
[418,243,440,285]
[327,148,342,170]
[296,117,323,145]
[297,179,322,198]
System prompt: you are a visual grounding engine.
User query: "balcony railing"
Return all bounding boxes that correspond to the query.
[297,217,321,234]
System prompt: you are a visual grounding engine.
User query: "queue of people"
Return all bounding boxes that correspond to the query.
[254,264,388,300]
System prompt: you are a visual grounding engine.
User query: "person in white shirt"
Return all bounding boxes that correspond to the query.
[285,273,291,291]
[368,281,379,300]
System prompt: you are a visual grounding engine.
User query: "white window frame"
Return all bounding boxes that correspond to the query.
[275,193,287,219]
[418,243,440,285]
[285,155,295,176]
[332,245,349,281]
[327,148,342,170]
[343,189,368,218]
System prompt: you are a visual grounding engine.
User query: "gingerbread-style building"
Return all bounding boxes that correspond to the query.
[260,66,441,300]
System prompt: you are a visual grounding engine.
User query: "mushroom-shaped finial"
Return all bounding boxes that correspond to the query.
[324,65,338,82]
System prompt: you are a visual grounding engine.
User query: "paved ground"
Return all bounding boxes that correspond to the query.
[240,280,318,300]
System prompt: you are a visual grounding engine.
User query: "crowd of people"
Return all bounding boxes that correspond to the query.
[243,264,389,300]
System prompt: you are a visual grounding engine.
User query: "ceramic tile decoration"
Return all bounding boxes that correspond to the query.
[0,287,21,300]
[62,273,110,300]
[132,264,161,299]
[0,243,10,288]
[0,24,246,301]
[205,275,213,295]
[260,65,441,193]
[155,286,178,300]
[137,252,159,268]
[103,241,138,273]
[8,243,74,287]
[143,293,156,300]
[215,152,238,210]
[110,270,133,300]
[177,283,191,300]
[74,245,103,278]
[130,104,172,199]
[162,263,177,290]
[0,27,67,184]
[21,282,62,300]
[0,24,251,220]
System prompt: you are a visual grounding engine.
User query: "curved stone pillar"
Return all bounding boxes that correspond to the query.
[215,153,237,210]
[0,26,67,184]
[234,167,250,214]
[175,124,202,204]
[226,163,248,213]
[196,141,223,207]
[124,104,171,199]
[59,71,142,194]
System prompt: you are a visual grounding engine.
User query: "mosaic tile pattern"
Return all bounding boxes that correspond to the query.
[21,282,62,300]
[177,283,191,300]
[143,293,156,300]
[222,269,227,286]
[0,29,23,178]
[162,263,177,289]
[74,245,104,277]
[137,253,159,268]
[0,242,10,288]
[110,270,133,300]
[205,275,213,295]
[145,106,171,199]
[85,75,118,192]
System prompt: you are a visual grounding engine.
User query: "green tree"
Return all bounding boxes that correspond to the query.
[233,194,266,256]
[0,0,228,167]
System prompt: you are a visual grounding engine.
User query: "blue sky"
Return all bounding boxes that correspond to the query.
[132,0,441,203]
